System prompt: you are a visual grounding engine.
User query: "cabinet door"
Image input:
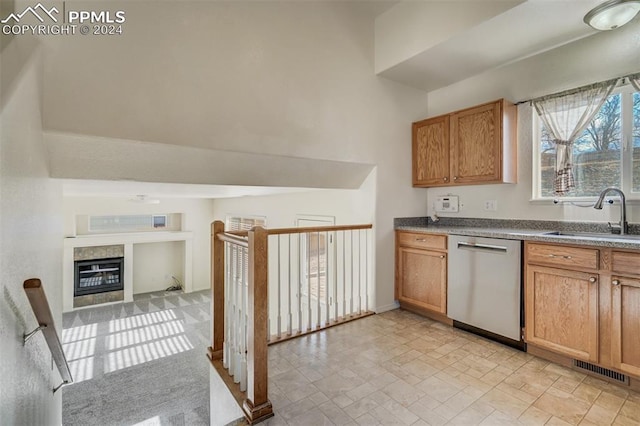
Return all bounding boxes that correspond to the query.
[450,101,501,184]
[412,115,450,187]
[397,246,447,314]
[525,265,599,362]
[611,276,640,377]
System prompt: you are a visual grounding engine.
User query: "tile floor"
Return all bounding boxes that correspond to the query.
[263,309,640,425]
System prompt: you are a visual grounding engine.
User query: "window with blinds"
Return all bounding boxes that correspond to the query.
[225,216,266,282]
[226,216,267,231]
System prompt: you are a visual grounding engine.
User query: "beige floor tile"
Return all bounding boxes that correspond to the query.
[582,403,618,425]
[533,387,591,425]
[619,400,640,422]
[478,409,520,425]
[399,358,440,380]
[546,416,574,426]
[381,379,424,407]
[354,413,380,425]
[518,405,552,426]
[613,414,640,425]
[433,371,467,391]
[333,394,355,409]
[318,401,352,425]
[315,373,365,399]
[448,407,489,425]
[443,389,479,413]
[495,382,538,404]
[627,392,640,404]
[344,396,382,420]
[477,388,531,418]
[407,401,448,426]
[379,399,419,425]
[552,375,584,394]
[572,383,602,404]
[345,382,376,402]
[263,310,640,426]
[479,369,507,387]
[288,407,334,425]
[595,391,626,412]
[309,391,330,405]
[277,397,317,422]
[416,375,461,403]
[369,405,406,425]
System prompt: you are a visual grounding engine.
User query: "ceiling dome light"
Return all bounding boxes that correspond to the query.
[129,194,160,204]
[584,0,640,30]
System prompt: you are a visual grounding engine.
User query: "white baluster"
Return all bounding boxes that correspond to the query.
[277,236,282,339]
[288,234,293,336]
[365,229,369,312]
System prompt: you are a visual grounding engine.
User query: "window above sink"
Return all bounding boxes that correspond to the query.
[532,83,640,201]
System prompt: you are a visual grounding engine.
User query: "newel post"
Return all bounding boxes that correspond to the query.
[210,220,225,360]
[243,226,273,423]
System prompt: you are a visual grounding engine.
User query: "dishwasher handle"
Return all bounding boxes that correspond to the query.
[456,241,508,253]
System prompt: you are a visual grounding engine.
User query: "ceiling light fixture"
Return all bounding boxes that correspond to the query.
[584,0,640,30]
[129,194,160,204]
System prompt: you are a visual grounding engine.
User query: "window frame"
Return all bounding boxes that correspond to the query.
[531,83,639,202]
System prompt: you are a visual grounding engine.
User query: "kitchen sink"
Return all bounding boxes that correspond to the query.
[543,231,640,240]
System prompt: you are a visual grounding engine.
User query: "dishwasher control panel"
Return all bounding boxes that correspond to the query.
[434,195,459,213]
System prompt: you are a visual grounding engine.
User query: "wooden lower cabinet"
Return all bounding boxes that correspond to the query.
[395,231,448,320]
[525,265,599,363]
[397,246,447,314]
[611,276,640,377]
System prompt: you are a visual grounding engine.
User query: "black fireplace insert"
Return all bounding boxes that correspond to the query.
[74,257,124,296]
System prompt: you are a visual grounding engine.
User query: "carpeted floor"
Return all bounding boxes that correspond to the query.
[61,289,213,426]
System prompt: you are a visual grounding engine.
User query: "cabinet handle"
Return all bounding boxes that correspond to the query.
[439,255,445,259]
[548,254,572,259]
[415,238,427,242]
[443,177,448,182]
[589,277,597,283]
[612,279,620,286]
[453,176,458,181]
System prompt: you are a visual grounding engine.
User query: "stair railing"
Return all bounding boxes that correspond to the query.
[23,278,73,393]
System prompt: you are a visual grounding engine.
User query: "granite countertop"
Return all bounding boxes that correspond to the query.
[394,217,640,249]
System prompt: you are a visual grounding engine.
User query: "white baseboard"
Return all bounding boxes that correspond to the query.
[375,301,400,313]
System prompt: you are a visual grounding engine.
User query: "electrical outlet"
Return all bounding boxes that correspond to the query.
[484,200,497,211]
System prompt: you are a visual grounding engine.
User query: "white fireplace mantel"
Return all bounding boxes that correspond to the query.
[63,231,193,312]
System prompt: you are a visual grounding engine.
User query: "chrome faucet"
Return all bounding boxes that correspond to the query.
[594,187,628,235]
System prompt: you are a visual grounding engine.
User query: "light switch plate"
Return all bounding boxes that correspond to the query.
[435,195,459,213]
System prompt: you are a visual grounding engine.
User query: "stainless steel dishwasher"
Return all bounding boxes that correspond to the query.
[447,234,523,348]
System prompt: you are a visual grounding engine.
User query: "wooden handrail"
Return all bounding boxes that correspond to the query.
[217,232,249,248]
[226,223,373,237]
[23,278,73,392]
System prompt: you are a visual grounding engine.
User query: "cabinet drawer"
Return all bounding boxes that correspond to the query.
[397,232,447,251]
[527,243,598,270]
[612,251,640,276]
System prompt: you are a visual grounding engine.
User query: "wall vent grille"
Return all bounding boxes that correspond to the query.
[573,360,629,384]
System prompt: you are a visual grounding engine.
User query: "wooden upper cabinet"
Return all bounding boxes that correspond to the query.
[412,99,517,188]
[413,115,450,186]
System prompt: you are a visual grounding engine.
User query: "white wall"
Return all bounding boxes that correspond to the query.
[62,197,214,291]
[212,171,376,229]
[133,241,185,294]
[374,1,523,73]
[0,37,64,423]
[43,2,430,312]
[424,19,640,223]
